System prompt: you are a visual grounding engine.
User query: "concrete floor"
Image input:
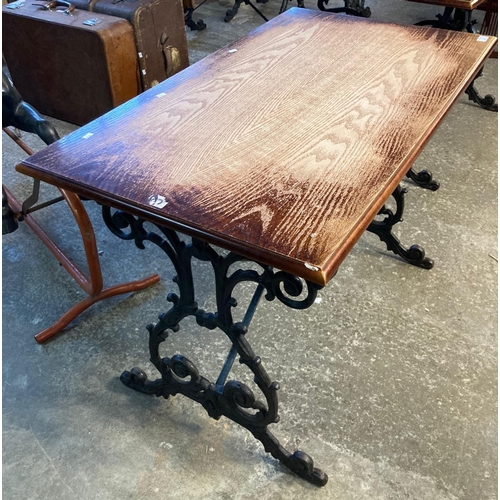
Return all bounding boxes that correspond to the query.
[2,1,497,499]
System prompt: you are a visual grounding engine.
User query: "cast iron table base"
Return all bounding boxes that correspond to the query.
[101,183,431,486]
[104,207,328,485]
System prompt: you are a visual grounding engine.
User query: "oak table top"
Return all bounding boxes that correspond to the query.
[17,8,496,286]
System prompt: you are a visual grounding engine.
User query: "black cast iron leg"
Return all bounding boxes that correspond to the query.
[366,185,434,269]
[464,70,498,112]
[464,17,498,112]
[406,168,440,191]
[252,427,327,485]
[184,7,206,30]
[103,208,327,486]
[465,83,498,111]
[224,0,243,21]
[414,7,463,30]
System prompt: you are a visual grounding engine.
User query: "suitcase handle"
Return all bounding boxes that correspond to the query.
[33,0,75,14]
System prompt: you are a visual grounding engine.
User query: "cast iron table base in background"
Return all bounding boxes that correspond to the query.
[225,0,369,25]
[184,7,207,30]
[317,0,370,17]
[101,184,431,486]
[224,0,273,23]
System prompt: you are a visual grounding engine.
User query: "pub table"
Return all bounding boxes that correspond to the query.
[16,9,496,486]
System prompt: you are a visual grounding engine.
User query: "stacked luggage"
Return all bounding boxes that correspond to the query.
[2,0,190,125]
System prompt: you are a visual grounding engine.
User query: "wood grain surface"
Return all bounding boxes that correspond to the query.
[406,0,485,10]
[17,9,496,285]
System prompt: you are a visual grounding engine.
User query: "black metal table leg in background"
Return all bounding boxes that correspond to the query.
[317,0,371,17]
[463,11,498,112]
[184,7,207,31]
[224,0,270,23]
[102,207,328,487]
[224,0,369,24]
[366,184,434,269]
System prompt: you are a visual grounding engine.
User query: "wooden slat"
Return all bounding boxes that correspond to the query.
[16,9,497,285]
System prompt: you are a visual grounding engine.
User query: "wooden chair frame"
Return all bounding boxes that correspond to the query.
[3,127,160,343]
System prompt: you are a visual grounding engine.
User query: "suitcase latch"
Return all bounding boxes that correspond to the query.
[83,18,102,25]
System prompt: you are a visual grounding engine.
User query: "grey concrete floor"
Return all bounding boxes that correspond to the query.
[2,1,498,499]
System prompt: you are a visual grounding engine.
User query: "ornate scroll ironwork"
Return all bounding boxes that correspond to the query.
[406,167,440,191]
[366,185,434,269]
[102,207,327,486]
[465,70,498,112]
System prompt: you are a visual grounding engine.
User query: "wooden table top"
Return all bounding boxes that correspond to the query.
[17,9,496,286]
[407,0,485,10]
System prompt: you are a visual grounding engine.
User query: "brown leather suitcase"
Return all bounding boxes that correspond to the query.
[70,0,190,91]
[2,1,140,125]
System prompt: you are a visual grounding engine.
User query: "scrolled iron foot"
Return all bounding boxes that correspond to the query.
[186,19,207,30]
[255,429,328,485]
[224,6,239,21]
[120,367,167,396]
[104,209,327,485]
[184,8,206,30]
[288,451,328,486]
[369,228,434,269]
[400,243,434,270]
[366,185,434,269]
[321,0,371,16]
[406,168,440,191]
[465,84,498,112]
[287,450,328,486]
